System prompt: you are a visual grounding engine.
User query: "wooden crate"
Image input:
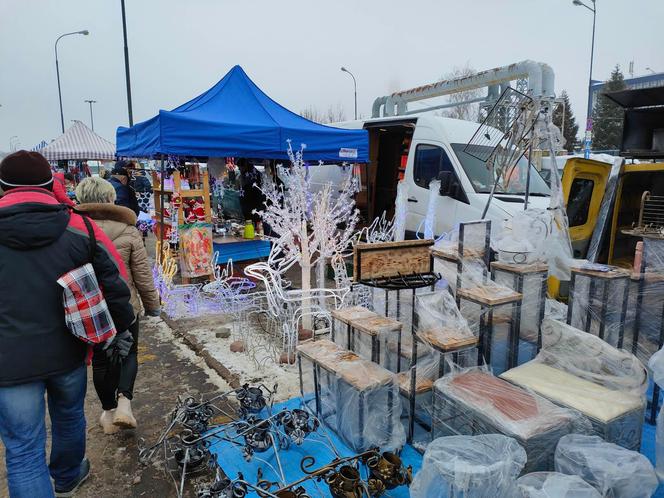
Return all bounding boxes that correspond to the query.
[353,239,434,282]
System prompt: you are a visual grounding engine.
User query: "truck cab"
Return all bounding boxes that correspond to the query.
[309,114,550,237]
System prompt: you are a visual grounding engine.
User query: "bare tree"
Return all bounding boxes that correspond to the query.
[439,63,482,121]
[325,103,346,124]
[300,105,325,123]
[300,103,346,124]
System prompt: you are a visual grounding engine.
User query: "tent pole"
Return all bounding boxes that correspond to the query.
[159,156,165,252]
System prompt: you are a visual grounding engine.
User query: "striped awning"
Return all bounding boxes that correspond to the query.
[31,140,49,151]
[41,120,115,161]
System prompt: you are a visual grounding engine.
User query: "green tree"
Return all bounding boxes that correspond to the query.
[591,65,626,151]
[553,90,579,152]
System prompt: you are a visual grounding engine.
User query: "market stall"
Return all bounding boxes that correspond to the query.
[41,120,115,162]
[116,65,369,281]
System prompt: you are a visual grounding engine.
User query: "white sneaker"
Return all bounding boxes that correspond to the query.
[99,410,119,435]
[113,394,137,429]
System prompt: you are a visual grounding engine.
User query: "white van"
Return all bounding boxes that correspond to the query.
[308,114,551,237]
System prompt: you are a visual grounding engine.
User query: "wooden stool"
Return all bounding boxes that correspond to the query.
[331,306,375,348]
[405,324,478,445]
[491,261,548,358]
[456,286,522,370]
[331,307,403,370]
[296,339,399,451]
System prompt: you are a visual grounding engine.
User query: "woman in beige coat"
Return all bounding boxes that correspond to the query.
[76,177,160,434]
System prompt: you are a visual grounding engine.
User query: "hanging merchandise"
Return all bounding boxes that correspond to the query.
[179,223,214,279]
[169,192,181,245]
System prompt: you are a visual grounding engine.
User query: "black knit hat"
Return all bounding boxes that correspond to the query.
[112,160,131,177]
[0,150,53,189]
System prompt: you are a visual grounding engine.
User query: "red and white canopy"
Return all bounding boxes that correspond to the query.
[41,120,115,161]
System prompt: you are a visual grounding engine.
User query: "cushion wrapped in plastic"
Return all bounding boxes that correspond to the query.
[554,434,658,498]
[410,434,526,498]
[500,318,647,450]
[432,367,591,472]
[516,471,601,497]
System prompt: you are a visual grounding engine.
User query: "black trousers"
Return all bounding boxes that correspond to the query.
[92,316,139,411]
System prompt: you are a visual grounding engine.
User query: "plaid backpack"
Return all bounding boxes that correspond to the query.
[57,215,118,344]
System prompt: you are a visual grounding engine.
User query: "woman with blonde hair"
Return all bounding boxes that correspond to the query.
[75,177,160,434]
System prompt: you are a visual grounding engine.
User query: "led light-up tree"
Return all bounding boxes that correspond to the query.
[256,143,360,330]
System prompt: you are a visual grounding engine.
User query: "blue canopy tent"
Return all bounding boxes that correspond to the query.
[116,65,368,162]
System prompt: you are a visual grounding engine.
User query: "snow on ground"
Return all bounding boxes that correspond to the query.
[178,313,302,404]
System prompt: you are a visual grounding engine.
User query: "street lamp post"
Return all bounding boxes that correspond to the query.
[573,0,596,159]
[84,99,97,131]
[340,67,357,120]
[120,0,134,126]
[55,30,89,133]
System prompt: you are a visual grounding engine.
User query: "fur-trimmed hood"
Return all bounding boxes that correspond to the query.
[76,203,137,226]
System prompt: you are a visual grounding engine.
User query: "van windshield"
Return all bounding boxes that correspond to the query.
[451,144,550,196]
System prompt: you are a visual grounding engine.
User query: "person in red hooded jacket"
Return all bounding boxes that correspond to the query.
[52,171,75,206]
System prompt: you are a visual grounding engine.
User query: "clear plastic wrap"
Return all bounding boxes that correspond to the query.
[624,238,664,366]
[516,472,601,497]
[432,366,591,472]
[410,434,526,498]
[648,346,664,481]
[500,318,647,450]
[567,265,631,349]
[492,209,550,265]
[296,339,405,452]
[554,434,658,498]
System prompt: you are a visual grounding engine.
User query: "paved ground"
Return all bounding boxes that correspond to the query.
[0,316,233,498]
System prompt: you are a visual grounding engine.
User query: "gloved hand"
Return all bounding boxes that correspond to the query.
[146,308,161,317]
[103,330,134,365]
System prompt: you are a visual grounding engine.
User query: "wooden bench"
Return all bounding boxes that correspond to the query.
[433,370,581,472]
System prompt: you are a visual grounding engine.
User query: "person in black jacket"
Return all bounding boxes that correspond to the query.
[108,161,140,215]
[0,151,135,497]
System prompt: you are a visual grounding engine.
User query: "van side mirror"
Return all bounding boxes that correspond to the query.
[438,171,453,196]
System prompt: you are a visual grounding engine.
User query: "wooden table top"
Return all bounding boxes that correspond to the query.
[297,339,394,391]
[571,266,630,279]
[490,261,549,275]
[351,314,402,336]
[417,327,478,352]
[456,286,522,306]
[331,306,376,324]
[396,371,433,395]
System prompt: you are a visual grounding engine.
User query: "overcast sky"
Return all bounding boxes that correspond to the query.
[1,0,662,151]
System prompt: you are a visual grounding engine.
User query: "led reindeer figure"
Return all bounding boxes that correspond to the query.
[245,242,347,359]
[154,248,202,318]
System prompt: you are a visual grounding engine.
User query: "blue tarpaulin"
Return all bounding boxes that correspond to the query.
[116,65,368,162]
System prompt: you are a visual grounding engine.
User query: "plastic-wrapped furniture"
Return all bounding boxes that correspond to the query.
[401,290,478,446]
[432,368,590,472]
[554,434,658,498]
[500,318,647,450]
[330,306,403,370]
[516,472,601,497]
[648,346,664,480]
[410,434,526,498]
[296,339,405,452]
[491,261,548,361]
[566,264,630,348]
[437,220,523,371]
